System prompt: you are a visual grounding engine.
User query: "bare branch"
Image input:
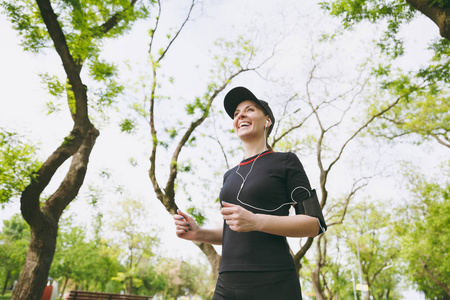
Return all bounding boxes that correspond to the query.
[430,133,450,148]
[326,176,370,227]
[272,111,313,148]
[148,0,162,54]
[157,0,196,63]
[205,108,231,169]
[325,79,430,181]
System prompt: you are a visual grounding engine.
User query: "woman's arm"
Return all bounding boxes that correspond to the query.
[173,210,223,245]
[221,202,320,237]
[254,213,320,237]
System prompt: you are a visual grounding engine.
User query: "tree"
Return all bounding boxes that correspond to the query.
[0,215,30,295]
[396,166,450,299]
[50,218,122,295]
[153,258,213,299]
[131,256,168,297]
[320,0,450,42]
[1,0,152,298]
[345,201,401,300]
[109,198,159,294]
[320,0,450,148]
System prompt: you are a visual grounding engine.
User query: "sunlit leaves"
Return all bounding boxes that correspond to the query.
[1,1,49,52]
[92,80,124,106]
[1,0,152,56]
[323,1,450,147]
[186,206,205,227]
[0,215,30,287]
[50,219,122,291]
[185,97,206,115]
[211,36,256,80]
[397,169,450,299]
[40,73,66,114]
[0,129,40,205]
[320,0,415,58]
[89,58,118,81]
[119,118,136,133]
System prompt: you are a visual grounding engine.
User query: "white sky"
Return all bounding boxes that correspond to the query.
[1,1,446,298]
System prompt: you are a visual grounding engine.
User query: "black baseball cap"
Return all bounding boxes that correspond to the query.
[224,86,275,135]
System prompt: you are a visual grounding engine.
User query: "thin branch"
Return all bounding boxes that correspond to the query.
[325,77,371,133]
[326,176,370,227]
[430,133,450,148]
[272,111,313,147]
[148,0,162,54]
[418,256,450,295]
[370,253,396,283]
[208,108,230,169]
[326,86,422,174]
[157,0,195,63]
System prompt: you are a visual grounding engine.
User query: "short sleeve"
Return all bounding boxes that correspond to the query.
[286,153,327,235]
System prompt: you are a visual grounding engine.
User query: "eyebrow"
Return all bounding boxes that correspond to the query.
[234,104,256,114]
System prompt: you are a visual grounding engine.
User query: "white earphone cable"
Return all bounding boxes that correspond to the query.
[234,120,311,212]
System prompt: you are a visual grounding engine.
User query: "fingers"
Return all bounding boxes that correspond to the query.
[173,209,193,233]
[177,209,189,219]
[220,202,255,233]
[221,202,239,216]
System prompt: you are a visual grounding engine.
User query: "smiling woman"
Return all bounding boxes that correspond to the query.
[173,86,327,300]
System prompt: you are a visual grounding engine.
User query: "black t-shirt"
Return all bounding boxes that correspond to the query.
[219,150,321,273]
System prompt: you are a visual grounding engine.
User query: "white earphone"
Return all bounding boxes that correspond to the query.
[266,120,269,128]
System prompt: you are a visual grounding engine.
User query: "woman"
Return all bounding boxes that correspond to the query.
[173,86,327,300]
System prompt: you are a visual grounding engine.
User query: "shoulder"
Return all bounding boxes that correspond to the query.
[273,152,304,171]
[271,151,300,163]
[223,165,238,180]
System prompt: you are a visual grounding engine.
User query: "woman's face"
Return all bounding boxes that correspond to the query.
[233,100,269,141]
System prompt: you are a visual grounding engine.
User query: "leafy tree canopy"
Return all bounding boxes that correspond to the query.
[319,0,450,148]
[396,165,450,298]
[0,129,40,206]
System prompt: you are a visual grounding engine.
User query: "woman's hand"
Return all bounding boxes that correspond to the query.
[221,202,258,232]
[173,209,199,240]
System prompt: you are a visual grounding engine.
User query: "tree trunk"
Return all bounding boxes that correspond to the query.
[11,125,99,300]
[11,216,58,300]
[1,270,11,295]
[294,237,314,274]
[195,242,221,281]
[406,0,450,40]
[311,266,325,300]
[311,236,327,300]
[59,277,69,300]
[128,276,132,294]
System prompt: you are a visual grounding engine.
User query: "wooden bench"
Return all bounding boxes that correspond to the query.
[66,290,152,300]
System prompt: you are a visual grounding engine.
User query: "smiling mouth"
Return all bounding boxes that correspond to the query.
[239,122,251,128]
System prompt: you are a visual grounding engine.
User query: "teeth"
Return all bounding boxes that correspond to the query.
[240,122,250,128]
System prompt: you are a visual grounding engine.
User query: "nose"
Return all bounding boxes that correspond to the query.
[235,110,247,120]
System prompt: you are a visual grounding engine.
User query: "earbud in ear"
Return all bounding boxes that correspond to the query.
[266,120,269,127]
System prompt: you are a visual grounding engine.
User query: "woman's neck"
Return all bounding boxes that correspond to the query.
[243,139,268,159]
